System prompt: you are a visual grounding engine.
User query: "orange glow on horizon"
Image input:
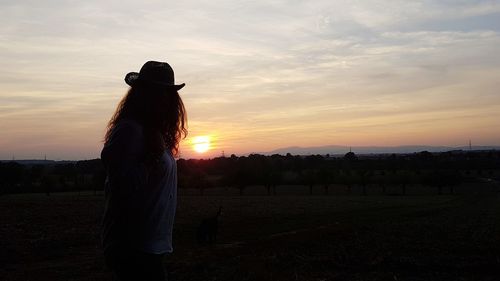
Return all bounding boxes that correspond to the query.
[192,136,211,153]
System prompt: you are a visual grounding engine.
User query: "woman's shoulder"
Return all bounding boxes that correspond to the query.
[111,118,143,137]
[101,118,145,161]
[107,118,144,145]
[117,118,143,131]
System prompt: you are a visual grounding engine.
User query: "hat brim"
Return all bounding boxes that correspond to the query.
[125,72,185,90]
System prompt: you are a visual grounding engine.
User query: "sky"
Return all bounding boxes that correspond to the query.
[1,0,500,160]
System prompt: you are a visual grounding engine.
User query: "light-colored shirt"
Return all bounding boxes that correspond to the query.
[100,118,177,254]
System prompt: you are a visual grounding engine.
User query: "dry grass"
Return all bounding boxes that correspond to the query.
[1,184,500,280]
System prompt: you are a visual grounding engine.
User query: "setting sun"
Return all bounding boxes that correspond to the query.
[192,136,211,153]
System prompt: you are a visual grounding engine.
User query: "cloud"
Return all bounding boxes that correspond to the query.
[1,0,500,159]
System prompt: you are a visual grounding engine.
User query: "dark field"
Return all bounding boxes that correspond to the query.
[1,183,500,281]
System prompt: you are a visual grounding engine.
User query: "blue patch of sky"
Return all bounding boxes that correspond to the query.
[404,12,500,32]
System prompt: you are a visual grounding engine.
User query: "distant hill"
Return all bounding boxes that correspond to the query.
[264,145,500,156]
[0,159,77,166]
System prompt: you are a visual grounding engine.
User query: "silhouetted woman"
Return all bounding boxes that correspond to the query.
[101,61,187,281]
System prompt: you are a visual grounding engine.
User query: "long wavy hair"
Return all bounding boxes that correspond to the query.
[104,84,187,158]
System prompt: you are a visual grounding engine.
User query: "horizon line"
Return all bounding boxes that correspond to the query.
[2,145,499,162]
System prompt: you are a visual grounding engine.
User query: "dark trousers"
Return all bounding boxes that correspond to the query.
[104,245,166,281]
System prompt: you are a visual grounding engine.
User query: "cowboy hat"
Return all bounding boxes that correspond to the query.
[125,61,185,90]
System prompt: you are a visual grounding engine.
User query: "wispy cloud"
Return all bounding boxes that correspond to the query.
[1,0,499,159]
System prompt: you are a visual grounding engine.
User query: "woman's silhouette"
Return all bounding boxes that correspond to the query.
[100,61,187,281]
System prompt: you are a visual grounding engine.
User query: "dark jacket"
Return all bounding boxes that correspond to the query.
[100,118,177,254]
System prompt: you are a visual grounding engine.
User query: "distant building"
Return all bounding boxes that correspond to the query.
[344,151,358,161]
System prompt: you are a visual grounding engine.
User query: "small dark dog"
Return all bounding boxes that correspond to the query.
[197,206,222,245]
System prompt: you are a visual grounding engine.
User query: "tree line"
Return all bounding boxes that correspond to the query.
[0,159,105,195]
[1,150,499,196]
[178,150,499,195]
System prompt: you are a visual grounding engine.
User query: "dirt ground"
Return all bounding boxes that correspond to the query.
[1,183,500,281]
